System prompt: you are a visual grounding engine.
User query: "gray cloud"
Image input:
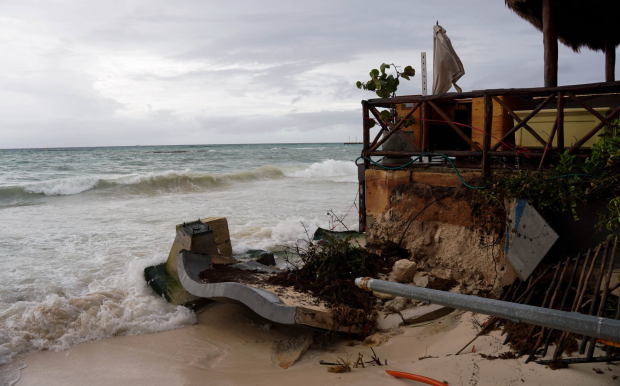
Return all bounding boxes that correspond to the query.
[0,0,617,148]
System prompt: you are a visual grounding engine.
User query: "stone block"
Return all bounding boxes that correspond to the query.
[392,259,417,283]
[362,333,389,347]
[413,271,430,288]
[271,333,314,369]
[385,297,408,312]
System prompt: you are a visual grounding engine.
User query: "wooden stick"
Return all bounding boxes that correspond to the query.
[579,241,610,354]
[503,277,531,343]
[538,118,558,170]
[553,248,592,361]
[580,282,620,310]
[540,253,581,358]
[608,242,620,360]
[521,261,562,358]
[587,238,617,360]
[455,280,518,355]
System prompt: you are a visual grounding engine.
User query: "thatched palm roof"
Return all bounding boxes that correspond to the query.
[505,0,620,52]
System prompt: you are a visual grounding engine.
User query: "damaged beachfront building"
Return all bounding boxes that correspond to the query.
[358,0,620,292]
[353,0,620,363]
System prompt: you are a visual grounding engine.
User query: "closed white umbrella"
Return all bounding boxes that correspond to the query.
[433,23,465,94]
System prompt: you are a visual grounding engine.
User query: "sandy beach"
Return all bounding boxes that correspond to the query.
[8,302,619,386]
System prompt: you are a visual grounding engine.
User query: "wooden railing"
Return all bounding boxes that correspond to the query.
[361,81,620,175]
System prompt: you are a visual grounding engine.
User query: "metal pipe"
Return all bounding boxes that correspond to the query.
[355,277,620,343]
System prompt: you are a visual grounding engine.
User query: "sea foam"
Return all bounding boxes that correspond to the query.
[287,159,357,182]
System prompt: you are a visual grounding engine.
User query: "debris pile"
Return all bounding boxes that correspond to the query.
[460,238,620,368]
[268,235,397,332]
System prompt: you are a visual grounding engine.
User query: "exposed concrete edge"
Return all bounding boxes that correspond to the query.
[177,251,297,325]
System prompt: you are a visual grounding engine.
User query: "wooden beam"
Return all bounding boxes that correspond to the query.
[606,40,616,82]
[428,101,482,151]
[491,94,555,151]
[421,101,428,151]
[364,81,620,105]
[361,103,370,231]
[543,0,558,87]
[569,105,620,154]
[556,92,564,153]
[362,103,370,168]
[482,94,492,176]
[565,92,613,130]
[538,116,558,170]
[367,106,420,151]
[367,150,546,158]
[491,95,547,147]
[367,104,419,153]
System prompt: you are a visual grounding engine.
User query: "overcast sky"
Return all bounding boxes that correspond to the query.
[1,0,617,148]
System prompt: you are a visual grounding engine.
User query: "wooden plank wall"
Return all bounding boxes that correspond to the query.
[471,96,537,150]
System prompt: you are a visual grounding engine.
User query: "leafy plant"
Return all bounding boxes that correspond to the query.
[356,63,415,98]
[470,118,620,236]
[356,63,416,129]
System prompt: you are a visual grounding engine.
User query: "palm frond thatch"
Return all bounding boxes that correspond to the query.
[505,0,620,52]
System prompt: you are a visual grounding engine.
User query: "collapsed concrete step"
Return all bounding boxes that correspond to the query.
[175,249,361,333]
[177,250,296,325]
[145,217,364,333]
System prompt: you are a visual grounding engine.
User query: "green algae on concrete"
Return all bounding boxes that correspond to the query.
[144,262,208,309]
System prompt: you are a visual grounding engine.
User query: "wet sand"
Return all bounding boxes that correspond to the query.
[14,303,620,386]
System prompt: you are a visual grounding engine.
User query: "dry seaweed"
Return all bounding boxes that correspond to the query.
[327,357,351,373]
[268,235,393,332]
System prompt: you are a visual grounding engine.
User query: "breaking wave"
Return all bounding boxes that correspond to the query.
[0,290,195,365]
[287,159,357,182]
[1,166,286,198]
[1,160,357,199]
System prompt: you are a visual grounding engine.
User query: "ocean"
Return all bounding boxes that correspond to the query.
[0,143,362,364]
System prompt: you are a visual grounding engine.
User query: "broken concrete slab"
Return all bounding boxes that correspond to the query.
[271,333,314,369]
[201,217,233,256]
[166,221,219,282]
[176,250,364,334]
[177,250,297,325]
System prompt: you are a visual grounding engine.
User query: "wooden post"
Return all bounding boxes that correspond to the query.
[543,0,558,87]
[482,94,493,176]
[360,102,370,230]
[606,40,616,82]
[556,92,564,153]
[421,101,428,152]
